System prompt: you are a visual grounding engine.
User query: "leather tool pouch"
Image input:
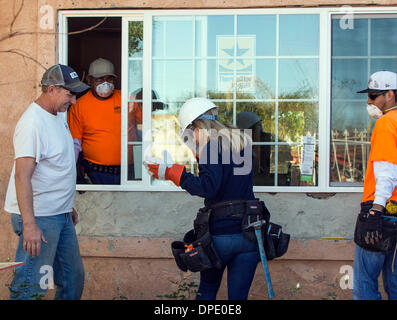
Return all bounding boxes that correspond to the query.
[264,222,290,260]
[241,200,290,260]
[354,214,397,252]
[179,229,222,272]
[241,200,269,242]
[354,202,397,252]
[171,208,222,273]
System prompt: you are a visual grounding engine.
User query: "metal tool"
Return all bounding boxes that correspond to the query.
[247,218,275,299]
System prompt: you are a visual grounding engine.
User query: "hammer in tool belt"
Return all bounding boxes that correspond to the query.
[246,218,275,299]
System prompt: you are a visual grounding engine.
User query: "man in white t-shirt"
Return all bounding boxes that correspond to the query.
[4,64,90,300]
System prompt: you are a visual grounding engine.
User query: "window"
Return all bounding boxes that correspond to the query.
[330,13,397,187]
[58,7,397,192]
[150,14,320,188]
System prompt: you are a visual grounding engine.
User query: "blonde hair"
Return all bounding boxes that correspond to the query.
[193,108,252,154]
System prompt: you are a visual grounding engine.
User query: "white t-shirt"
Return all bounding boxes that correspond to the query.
[4,102,76,216]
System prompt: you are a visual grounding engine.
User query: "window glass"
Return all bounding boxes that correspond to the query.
[206,16,234,57]
[371,19,397,56]
[152,17,193,57]
[331,58,367,100]
[279,15,319,56]
[151,14,320,187]
[128,21,144,181]
[237,15,276,57]
[371,58,397,74]
[195,59,276,100]
[279,59,319,99]
[152,60,194,102]
[196,59,234,99]
[236,102,275,142]
[128,60,143,98]
[129,20,143,58]
[330,15,397,186]
[278,145,318,187]
[331,18,368,56]
[278,102,318,143]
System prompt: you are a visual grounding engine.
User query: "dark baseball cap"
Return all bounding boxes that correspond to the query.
[41,64,90,94]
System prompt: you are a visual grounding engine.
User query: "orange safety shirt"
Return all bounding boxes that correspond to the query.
[362,110,397,203]
[67,90,121,166]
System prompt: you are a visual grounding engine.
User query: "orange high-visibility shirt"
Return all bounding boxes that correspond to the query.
[67,90,121,166]
[362,110,397,203]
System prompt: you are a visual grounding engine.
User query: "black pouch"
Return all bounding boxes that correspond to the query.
[241,200,269,242]
[171,241,188,272]
[193,207,211,239]
[264,222,290,260]
[178,229,222,272]
[180,245,213,273]
[354,211,397,252]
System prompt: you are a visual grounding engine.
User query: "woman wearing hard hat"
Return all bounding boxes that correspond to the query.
[145,97,263,300]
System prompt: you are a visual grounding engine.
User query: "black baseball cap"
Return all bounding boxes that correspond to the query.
[41,64,90,94]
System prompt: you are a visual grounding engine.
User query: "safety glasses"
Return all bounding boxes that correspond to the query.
[368,91,386,100]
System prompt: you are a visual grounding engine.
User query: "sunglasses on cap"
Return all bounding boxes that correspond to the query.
[368,91,387,100]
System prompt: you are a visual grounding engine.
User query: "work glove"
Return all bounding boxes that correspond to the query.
[144,150,185,186]
[362,209,383,245]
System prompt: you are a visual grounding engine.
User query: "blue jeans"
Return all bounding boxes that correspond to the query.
[353,245,397,300]
[196,233,260,300]
[88,171,120,185]
[10,213,85,300]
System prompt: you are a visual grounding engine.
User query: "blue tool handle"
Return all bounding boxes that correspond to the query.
[255,228,275,299]
[383,215,397,222]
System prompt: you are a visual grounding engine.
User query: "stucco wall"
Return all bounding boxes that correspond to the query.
[0,0,394,300]
[73,191,361,239]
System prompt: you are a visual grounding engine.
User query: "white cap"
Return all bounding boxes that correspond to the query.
[358,70,397,93]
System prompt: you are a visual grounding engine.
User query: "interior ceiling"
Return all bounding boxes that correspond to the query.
[68,17,121,33]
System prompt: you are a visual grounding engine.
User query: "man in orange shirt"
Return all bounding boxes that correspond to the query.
[354,71,397,300]
[68,58,122,184]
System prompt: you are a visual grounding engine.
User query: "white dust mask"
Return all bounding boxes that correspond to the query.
[96,82,114,98]
[366,104,383,119]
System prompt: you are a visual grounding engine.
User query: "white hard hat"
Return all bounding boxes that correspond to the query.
[178,97,218,134]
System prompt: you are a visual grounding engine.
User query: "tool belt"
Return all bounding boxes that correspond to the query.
[83,159,120,175]
[354,201,397,252]
[171,200,290,272]
[237,199,289,261]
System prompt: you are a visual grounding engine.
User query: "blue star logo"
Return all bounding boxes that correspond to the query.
[222,42,249,66]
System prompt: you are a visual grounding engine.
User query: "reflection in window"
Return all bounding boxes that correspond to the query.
[330,15,397,186]
[128,21,144,181]
[151,14,320,186]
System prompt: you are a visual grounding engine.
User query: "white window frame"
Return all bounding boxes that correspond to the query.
[58,6,397,193]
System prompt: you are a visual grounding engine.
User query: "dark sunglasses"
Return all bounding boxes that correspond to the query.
[368,91,386,100]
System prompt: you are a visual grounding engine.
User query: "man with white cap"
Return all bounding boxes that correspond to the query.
[68,58,122,184]
[354,70,397,300]
[4,64,88,299]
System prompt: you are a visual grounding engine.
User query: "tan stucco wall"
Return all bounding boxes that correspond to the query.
[1,0,394,300]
